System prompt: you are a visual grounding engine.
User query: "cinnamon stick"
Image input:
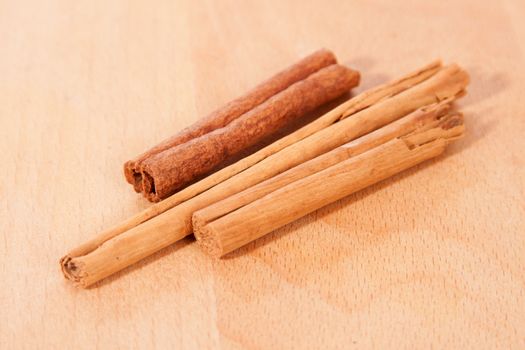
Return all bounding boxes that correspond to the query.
[193,112,465,257]
[124,49,337,192]
[192,99,455,243]
[61,61,468,287]
[141,64,360,201]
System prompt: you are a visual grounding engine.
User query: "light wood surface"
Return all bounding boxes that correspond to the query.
[1,0,524,348]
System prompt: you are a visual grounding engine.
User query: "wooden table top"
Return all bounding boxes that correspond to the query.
[2,0,524,348]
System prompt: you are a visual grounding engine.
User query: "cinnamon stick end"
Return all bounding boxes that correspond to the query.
[123,161,144,193]
[402,111,465,150]
[60,255,89,288]
[142,168,161,202]
[317,48,337,63]
[192,213,222,258]
[350,69,361,88]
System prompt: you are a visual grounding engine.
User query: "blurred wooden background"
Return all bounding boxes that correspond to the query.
[1,0,524,348]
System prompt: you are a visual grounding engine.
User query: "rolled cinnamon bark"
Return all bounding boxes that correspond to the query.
[141,64,360,201]
[192,112,465,258]
[191,100,455,240]
[124,49,338,193]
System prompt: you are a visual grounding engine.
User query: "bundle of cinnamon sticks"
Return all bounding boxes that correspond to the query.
[61,50,469,287]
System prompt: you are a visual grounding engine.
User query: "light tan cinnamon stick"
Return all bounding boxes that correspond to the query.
[61,61,468,287]
[192,99,455,242]
[193,112,465,257]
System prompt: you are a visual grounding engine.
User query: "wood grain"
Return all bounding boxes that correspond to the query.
[1,0,524,348]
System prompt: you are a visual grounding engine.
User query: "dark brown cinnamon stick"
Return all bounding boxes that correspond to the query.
[124,49,338,193]
[140,63,360,201]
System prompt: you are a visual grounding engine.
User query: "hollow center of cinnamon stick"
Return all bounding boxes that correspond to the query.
[143,170,156,195]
